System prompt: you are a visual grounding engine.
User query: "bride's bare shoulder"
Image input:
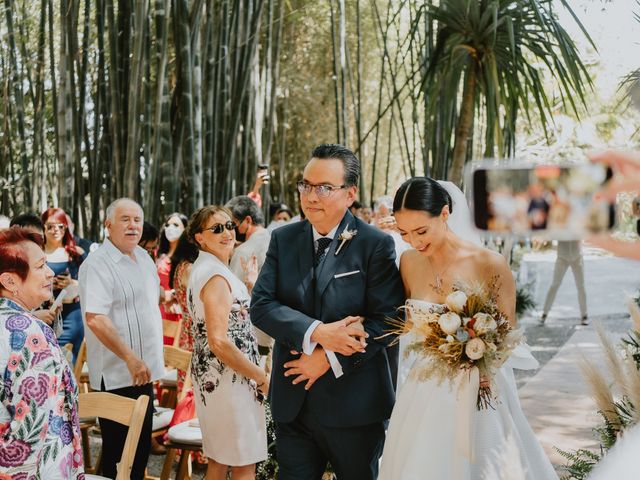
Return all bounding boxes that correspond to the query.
[399,249,423,275]
[467,244,511,278]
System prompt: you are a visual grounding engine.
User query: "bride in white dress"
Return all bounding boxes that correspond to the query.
[379,177,557,480]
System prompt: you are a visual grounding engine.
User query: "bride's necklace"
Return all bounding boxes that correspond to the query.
[426,256,452,295]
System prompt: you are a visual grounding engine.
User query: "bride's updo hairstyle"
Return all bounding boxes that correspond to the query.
[393,177,453,218]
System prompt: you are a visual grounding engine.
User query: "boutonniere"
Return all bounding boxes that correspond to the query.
[335,226,358,255]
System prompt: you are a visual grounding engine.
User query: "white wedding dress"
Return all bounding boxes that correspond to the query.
[379,299,558,480]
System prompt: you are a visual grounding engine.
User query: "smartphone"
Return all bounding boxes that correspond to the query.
[257,164,270,184]
[470,161,615,239]
[50,288,68,311]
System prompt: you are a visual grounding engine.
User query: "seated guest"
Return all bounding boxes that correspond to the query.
[168,233,199,395]
[78,198,164,480]
[10,213,44,237]
[226,196,274,356]
[349,200,363,218]
[157,213,188,345]
[66,214,99,254]
[187,206,268,479]
[42,208,87,362]
[0,227,84,478]
[139,221,160,259]
[10,214,60,327]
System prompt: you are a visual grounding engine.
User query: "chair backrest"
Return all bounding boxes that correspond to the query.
[78,392,149,480]
[163,317,183,347]
[73,340,87,381]
[164,345,192,400]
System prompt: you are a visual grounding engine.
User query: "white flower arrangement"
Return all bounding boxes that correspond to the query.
[335,226,358,255]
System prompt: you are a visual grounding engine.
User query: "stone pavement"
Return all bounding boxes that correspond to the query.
[516,249,639,471]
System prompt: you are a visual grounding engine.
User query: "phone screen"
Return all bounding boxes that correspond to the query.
[472,163,615,238]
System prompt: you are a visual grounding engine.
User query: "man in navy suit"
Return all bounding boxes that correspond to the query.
[251,144,405,480]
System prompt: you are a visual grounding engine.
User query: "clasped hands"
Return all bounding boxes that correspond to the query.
[284,316,367,390]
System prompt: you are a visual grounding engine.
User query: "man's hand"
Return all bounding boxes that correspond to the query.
[126,355,151,386]
[310,316,368,356]
[284,348,330,390]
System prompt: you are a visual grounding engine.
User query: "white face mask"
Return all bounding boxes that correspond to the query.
[164,225,183,242]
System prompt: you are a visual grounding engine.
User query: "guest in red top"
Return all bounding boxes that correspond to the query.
[157,213,188,345]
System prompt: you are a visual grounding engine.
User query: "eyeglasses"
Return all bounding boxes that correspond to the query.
[202,221,235,234]
[296,181,347,198]
[45,223,66,231]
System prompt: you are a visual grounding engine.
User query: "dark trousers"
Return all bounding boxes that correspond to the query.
[275,400,385,480]
[99,380,154,480]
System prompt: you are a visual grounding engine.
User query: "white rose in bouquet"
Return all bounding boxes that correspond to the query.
[473,313,497,334]
[445,291,468,312]
[438,312,462,335]
[465,338,486,360]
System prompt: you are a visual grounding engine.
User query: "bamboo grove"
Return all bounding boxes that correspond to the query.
[0,0,594,237]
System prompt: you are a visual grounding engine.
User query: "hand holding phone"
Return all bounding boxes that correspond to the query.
[257,164,270,184]
[50,288,68,312]
[469,161,616,239]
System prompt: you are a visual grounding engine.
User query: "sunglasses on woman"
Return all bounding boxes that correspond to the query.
[202,221,235,234]
[45,223,66,231]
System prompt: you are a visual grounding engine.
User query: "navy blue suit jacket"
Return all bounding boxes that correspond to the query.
[251,210,405,427]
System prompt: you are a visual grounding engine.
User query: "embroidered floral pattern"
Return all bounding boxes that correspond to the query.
[0,298,84,478]
[189,283,260,406]
[175,260,195,395]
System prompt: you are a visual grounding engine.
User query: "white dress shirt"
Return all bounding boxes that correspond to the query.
[302,224,344,378]
[78,239,165,390]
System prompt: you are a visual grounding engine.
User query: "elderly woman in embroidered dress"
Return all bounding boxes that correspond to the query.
[0,227,84,479]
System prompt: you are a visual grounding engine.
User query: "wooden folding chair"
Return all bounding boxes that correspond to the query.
[79,392,150,480]
[153,346,193,435]
[158,347,201,480]
[163,317,183,348]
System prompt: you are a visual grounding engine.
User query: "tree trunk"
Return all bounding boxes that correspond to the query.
[448,65,476,185]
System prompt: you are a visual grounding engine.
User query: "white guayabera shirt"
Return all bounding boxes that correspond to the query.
[78,238,165,390]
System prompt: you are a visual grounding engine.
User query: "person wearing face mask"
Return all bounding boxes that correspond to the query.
[157,213,188,345]
[225,195,274,359]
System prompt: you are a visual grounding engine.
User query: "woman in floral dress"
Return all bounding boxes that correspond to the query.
[186,206,267,480]
[0,227,84,479]
[168,233,199,395]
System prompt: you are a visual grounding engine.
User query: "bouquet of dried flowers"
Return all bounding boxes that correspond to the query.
[388,279,523,409]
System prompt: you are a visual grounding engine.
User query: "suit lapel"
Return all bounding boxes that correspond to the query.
[296,221,315,300]
[315,211,356,300]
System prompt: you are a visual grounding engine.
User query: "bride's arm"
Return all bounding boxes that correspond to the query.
[485,251,516,327]
[399,250,414,299]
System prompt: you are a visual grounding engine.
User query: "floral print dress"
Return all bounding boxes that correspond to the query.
[187,251,266,466]
[0,298,84,479]
[174,260,194,396]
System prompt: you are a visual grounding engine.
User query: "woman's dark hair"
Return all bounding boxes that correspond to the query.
[140,221,159,244]
[169,233,199,288]
[393,177,453,217]
[158,212,189,256]
[10,213,44,232]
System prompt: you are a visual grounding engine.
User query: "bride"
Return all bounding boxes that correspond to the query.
[379,177,557,480]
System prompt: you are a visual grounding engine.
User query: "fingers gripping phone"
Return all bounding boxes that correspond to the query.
[258,164,270,184]
[469,161,616,239]
[50,288,68,312]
